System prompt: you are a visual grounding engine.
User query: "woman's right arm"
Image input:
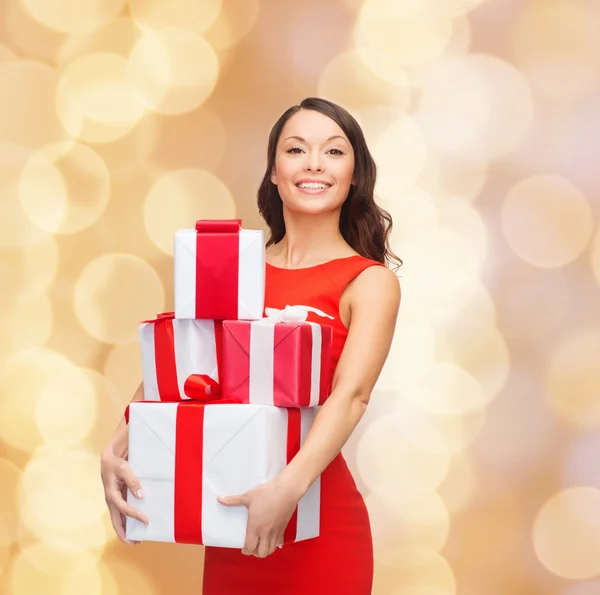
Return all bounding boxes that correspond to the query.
[100,381,149,545]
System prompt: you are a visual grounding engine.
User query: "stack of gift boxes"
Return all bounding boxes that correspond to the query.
[124,220,333,548]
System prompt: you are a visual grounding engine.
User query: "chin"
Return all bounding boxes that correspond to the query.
[281,189,348,216]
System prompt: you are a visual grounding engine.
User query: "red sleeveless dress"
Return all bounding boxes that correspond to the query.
[202,255,384,595]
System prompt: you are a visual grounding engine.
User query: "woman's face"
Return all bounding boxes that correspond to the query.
[271,109,355,215]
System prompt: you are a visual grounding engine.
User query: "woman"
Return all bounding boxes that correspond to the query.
[101,97,401,594]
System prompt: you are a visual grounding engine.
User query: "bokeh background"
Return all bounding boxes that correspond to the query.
[1,0,600,593]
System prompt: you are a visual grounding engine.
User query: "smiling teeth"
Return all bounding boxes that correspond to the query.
[298,183,330,189]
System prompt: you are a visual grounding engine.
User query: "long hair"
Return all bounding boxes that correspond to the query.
[256,97,402,271]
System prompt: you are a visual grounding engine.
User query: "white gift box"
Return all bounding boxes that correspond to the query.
[139,314,220,402]
[125,402,321,547]
[174,220,265,320]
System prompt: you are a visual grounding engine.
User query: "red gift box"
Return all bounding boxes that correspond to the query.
[221,305,334,408]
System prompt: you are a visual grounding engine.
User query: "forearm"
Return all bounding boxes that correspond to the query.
[102,381,145,460]
[277,388,368,497]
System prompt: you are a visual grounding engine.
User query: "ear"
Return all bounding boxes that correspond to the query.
[270,168,277,186]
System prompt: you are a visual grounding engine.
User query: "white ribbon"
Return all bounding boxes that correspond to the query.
[264,305,334,323]
[249,305,333,407]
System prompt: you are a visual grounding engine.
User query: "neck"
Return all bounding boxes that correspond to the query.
[274,206,348,268]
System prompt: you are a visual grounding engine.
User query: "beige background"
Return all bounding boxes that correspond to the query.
[1,0,600,593]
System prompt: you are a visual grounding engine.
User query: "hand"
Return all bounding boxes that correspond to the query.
[217,478,303,558]
[101,448,149,546]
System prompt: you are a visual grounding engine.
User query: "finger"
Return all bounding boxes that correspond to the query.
[116,460,144,499]
[242,531,259,556]
[112,489,149,525]
[255,534,272,559]
[217,494,247,507]
[108,504,138,546]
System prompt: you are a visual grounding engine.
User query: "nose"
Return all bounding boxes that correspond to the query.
[304,150,323,172]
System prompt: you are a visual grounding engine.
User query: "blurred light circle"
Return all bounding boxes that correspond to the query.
[204,0,260,52]
[563,580,600,595]
[410,363,486,415]
[19,142,110,234]
[563,431,600,491]
[392,587,453,595]
[436,452,477,515]
[503,175,593,268]
[377,547,455,592]
[371,116,427,188]
[18,541,97,579]
[0,42,17,64]
[102,559,158,594]
[145,106,227,172]
[318,49,410,112]
[130,0,222,35]
[0,458,22,545]
[420,0,486,17]
[588,230,600,290]
[74,253,164,344]
[21,0,126,34]
[0,294,53,360]
[399,228,483,323]
[417,54,534,159]
[357,413,450,493]
[56,17,142,68]
[0,349,79,452]
[376,318,436,392]
[1,0,64,63]
[144,168,235,254]
[366,487,450,555]
[0,518,10,576]
[545,329,600,427]
[533,487,600,579]
[512,2,600,101]
[19,447,107,538]
[437,197,487,263]
[448,280,497,328]
[496,262,569,340]
[474,371,555,480]
[0,143,53,248]
[376,185,437,247]
[396,400,487,457]
[0,61,69,149]
[355,0,454,84]
[56,52,146,144]
[419,152,488,204]
[6,549,65,595]
[436,319,510,404]
[35,364,98,447]
[21,513,110,554]
[403,12,471,90]
[128,28,219,115]
[103,343,143,406]
[82,370,125,454]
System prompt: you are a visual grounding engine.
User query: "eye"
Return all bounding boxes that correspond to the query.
[286,147,303,154]
[328,148,345,156]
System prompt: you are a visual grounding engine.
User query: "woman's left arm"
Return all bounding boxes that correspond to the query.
[218,266,401,557]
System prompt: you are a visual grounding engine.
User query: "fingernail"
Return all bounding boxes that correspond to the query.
[136,489,144,499]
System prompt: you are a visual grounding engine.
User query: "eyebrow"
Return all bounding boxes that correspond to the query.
[283,135,350,145]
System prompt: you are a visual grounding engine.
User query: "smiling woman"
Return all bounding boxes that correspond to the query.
[201,98,402,594]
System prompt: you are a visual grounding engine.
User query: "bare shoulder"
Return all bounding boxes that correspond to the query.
[349,265,401,306]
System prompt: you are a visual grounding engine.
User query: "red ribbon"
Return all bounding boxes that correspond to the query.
[283,409,301,543]
[194,219,240,320]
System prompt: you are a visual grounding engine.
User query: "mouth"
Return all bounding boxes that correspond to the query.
[294,181,332,194]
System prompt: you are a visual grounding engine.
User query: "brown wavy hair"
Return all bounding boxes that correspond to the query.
[257,97,402,271]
